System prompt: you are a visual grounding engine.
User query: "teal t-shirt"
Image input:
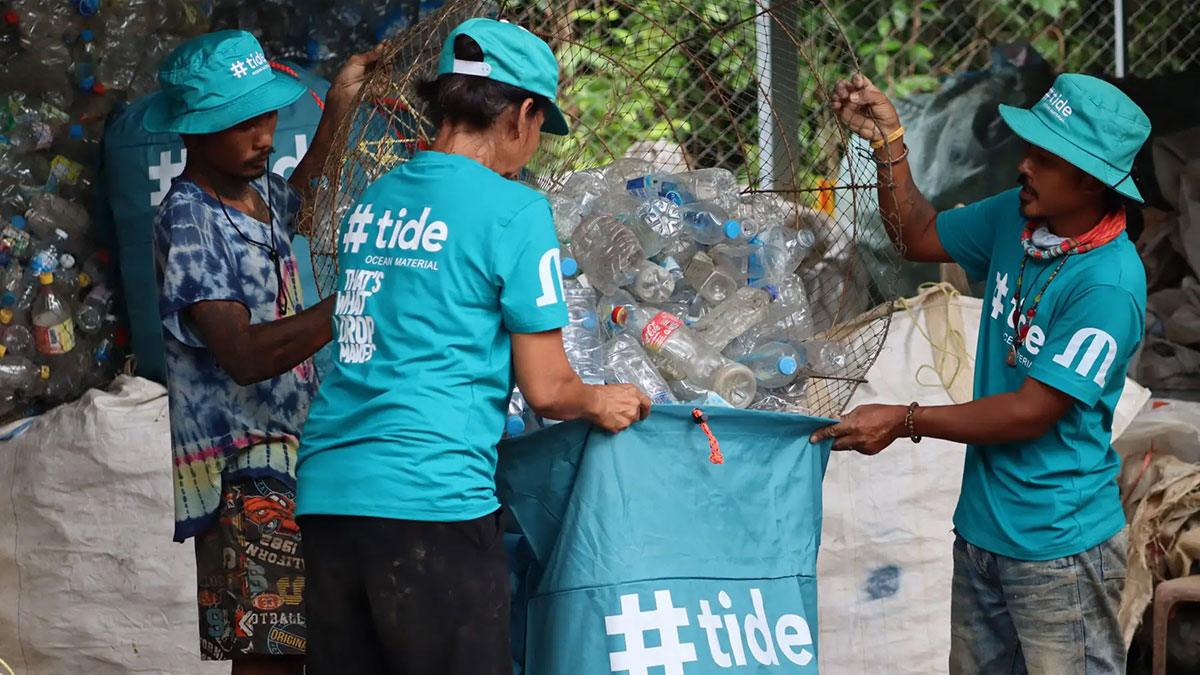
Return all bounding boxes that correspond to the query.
[297,151,569,521]
[937,188,1146,561]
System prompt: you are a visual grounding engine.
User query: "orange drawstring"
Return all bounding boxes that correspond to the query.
[692,408,723,464]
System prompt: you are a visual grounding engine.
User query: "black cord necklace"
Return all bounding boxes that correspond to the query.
[212,173,289,314]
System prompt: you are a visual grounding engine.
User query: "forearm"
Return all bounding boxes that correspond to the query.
[875,137,939,259]
[224,297,334,385]
[912,392,1055,446]
[528,377,602,423]
[288,96,349,216]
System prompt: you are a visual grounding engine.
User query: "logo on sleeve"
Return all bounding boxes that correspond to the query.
[1051,327,1118,386]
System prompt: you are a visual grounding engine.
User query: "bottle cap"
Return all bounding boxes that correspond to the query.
[796,229,816,248]
[79,76,96,93]
[77,0,99,16]
[94,250,110,265]
[722,220,742,239]
[560,256,578,277]
[505,416,526,437]
[0,309,11,324]
[69,124,83,139]
[40,365,49,379]
[778,356,798,376]
[80,29,94,41]
[581,312,598,331]
[0,345,6,358]
[764,284,779,301]
[38,272,53,285]
[611,306,629,326]
[92,82,107,95]
[3,12,18,25]
[1,292,14,307]
[59,253,75,269]
[78,272,91,288]
[11,216,24,229]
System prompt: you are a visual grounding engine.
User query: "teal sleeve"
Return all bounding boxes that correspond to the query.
[1026,285,1142,407]
[496,199,570,334]
[935,188,1020,281]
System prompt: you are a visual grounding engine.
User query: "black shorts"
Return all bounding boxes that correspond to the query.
[194,476,307,660]
[300,511,510,675]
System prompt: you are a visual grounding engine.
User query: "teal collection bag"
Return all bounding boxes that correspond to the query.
[497,405,833,675]
[95,62,331,383]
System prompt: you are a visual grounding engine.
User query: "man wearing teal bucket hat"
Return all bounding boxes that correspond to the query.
[296,18,649,674]
[146,29,379,673]
[819,73,1150,673]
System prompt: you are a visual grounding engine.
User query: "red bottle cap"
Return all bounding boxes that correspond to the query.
[4,11,18,25]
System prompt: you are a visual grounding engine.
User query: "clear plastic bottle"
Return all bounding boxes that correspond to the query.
[680,201,741,245]
[736,341,801,389]
[600,158,655,188]
[504,388,528,438]
[597,288,636,338]
[76,283,111,334]
[730,276,814,354]
[0,344,41,394]
[709,242,761,283]
[562,280,604,384]
[1,120,57,154]
[68,28,100,92]
[628,260,674,304]
[78,249,109,289]
[668,378,709,403]
[611,305,757,408]
[32,265,76,357]
[568,213,645,295]
[664,167,740,211]
[0,307,33,358]
[25,192,90,246]
[749,226,816,282]
[602,333,676,405]
[801,339,848,376]
[683,251,739,304]
[547,192,584,243]
[689,284,776,352]
[558,170,608,214]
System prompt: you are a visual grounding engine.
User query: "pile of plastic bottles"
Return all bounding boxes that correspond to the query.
[505,159,848,435]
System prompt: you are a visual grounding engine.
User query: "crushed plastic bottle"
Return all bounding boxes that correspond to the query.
[76,283,112,334]
[611,305,757,408]
[0,307,33,358]
[569,213,645,296]
[680,201,741,245]
[0,344,42,393]
[689,284,776,352]
[628,260,674,304]
[602,333,676,405]
[683,251,739,304]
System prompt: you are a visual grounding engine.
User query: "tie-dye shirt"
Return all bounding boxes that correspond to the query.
[153,173,317,542]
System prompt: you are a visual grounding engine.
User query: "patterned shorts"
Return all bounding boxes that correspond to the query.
[194,476,307,660]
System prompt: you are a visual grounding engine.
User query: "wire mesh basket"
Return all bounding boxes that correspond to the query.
[303,0,901,416]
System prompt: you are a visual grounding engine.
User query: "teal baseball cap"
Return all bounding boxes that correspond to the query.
[143,30,307,135]
[999,73,1151,202]
[437,18,569,136]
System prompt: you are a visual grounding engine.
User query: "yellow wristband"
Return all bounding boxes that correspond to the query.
[870,125,905,149]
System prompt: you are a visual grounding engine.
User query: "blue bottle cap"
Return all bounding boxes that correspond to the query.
[560,256,578,277]
[778,356,798,376]
[1,291,14,307]
[77,0,99,16]
[581,312,598,331]
[11,216,24,229]
[80,29,94,41]
[722,219,742,239]
[764,284,779,300]
[79,76,96,92]
[69,124,83,139]
[505,415,525,436]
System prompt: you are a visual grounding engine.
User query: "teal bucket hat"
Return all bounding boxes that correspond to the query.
[143,30,307,135]
[999,73,1151,202]
[437,18,569,135]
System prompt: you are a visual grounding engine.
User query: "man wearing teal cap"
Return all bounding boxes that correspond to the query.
[297,18,649,674]
[818,73,1148,673]
[146,29,378,673]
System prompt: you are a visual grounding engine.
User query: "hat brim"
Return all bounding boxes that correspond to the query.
[142,75,308,135]
[541,103,569,136]
[998,104,1143,203]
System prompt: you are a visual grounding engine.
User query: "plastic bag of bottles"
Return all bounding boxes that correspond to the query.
[507,159,848,431]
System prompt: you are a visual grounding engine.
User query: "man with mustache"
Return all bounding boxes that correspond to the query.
[145,31,378,674]
[817,73,1148,674]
